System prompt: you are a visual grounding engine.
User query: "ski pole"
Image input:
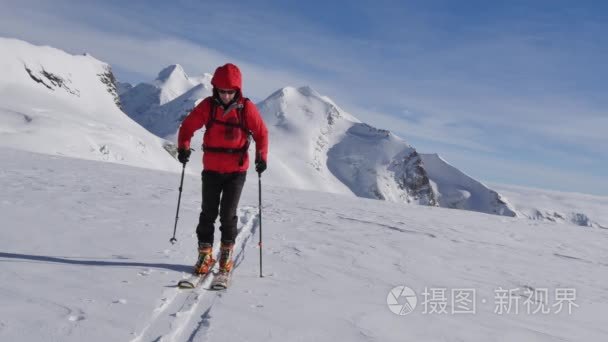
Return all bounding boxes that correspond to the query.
[170,162,186,244]
[258,171,263,277]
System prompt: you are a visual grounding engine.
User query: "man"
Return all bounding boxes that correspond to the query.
[177,63,268,276]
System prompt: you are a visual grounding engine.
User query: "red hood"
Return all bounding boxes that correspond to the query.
[211,63,242,91]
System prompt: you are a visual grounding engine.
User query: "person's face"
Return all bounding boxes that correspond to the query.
[218,88,237,104]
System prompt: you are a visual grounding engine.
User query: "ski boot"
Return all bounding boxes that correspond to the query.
[218,242,235,274]
[194,243,215,275]
[211,242,234,289]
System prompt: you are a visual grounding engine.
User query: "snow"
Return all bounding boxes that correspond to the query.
[2,36,608,340]
[492,183,608,229]
[256,86,358,195]
[420,153,517,216]
[0,37,179,172]
[120,65,212,138]
[121,76,520,216]
[1,147,608,341]
[154,64,200,106]
[142,83,213,138]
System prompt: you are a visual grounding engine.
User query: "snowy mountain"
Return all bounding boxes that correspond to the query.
[0,37,179,172]
[155,64,195,104]
[1,148,606,342]
[2,38,602,227]
[119,71,517,217]
[258,86,438,205]
[116,81,133,95]
[256,86,520,216]
[120,65,213,138]
[420,153,516,216]
[492,183,608,229]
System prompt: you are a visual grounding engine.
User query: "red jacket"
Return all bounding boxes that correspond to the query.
[178,64,268,173]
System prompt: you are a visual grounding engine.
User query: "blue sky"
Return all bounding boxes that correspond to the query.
[1,0,607,195]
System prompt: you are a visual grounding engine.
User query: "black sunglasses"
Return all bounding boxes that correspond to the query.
[218,89,237,95]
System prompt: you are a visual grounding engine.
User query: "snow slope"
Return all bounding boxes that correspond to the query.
[256,86,519,216]
[258,86,438,205]
[421,153,517,216]
[155,64,198,105]
[120,65,212,138]
[1,147,607,341]
[0,37,179,172]
[492,183,608,229]
[142,83,213,139]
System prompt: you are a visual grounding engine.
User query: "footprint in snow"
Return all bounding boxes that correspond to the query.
[66,308,86,322]
[138,269,152,276]
[68,315,86,322]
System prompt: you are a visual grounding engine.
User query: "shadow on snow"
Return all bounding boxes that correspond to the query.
[0,252,191,273]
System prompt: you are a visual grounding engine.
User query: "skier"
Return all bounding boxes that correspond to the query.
[177,63,268,278]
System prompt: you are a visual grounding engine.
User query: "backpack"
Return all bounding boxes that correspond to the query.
[202,98,252,166]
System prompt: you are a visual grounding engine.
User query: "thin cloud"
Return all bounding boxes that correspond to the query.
[0,9,314,101]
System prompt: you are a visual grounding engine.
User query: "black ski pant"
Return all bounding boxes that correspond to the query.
[196,170,246,246]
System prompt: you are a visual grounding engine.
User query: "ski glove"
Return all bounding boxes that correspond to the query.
[255,158,267,174]
[177,148,191,164]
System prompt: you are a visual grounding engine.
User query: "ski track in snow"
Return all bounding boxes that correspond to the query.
[130,207,258,342]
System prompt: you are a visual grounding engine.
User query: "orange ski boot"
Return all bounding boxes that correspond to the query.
[194,243,215,275]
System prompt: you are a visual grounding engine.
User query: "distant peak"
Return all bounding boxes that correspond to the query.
[156,64,188,83]
[296,86,320,97]
[267,86,322,101]
[80,52,103,64]
[189,73,213,87]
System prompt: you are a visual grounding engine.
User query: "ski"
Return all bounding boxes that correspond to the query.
[177,260,217,289]
[210,270,232,290]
